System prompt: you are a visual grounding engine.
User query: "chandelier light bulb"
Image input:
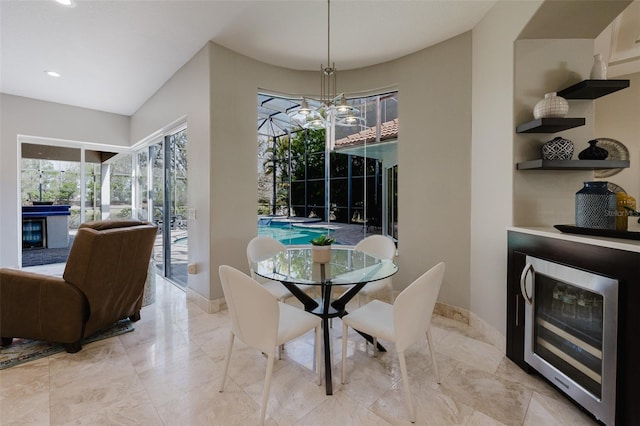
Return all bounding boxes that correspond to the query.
[344,115,357,124]
[336,95,351,114]
[299,99,311,116]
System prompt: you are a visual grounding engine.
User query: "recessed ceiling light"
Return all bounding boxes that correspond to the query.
[45,70,61,78]
[55,0,76,7]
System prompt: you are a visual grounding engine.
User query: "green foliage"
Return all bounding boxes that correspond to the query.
[309,234,335,246]
[118,207,132,218]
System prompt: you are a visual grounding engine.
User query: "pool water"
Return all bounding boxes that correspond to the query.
[172,222,336,246]
[258,222,334,245]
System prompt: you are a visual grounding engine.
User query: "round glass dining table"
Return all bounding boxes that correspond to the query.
[252,246,398,395]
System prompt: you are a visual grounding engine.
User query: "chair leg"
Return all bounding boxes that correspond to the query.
[372,337,378,357]
[341,322,348,384]
[219,332,235,392]
[278,344,284,360]
[260,353,276,426]
[315,325,322,386]
[398,351,416,423]
[426,326,441,384]
[64,341,82,353]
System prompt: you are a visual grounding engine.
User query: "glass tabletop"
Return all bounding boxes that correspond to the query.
[252,246,398,286]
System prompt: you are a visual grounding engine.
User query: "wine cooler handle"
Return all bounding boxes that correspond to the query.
[520,263,534,305]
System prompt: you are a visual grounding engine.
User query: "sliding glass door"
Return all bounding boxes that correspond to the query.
[135,128,188,288]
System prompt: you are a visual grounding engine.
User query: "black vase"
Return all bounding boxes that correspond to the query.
[578,140,608,160]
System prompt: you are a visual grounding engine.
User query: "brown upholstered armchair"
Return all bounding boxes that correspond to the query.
[0,220,157,353]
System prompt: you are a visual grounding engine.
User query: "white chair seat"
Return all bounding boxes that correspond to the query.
[340,299,394,342]
[262,279,295,300]
[277,302,320,344]
[354,278,390,298]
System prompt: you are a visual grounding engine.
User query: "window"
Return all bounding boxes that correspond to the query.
[257,91,398,246]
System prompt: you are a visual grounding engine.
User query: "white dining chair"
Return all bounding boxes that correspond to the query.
[218,265,321,426]
[247,235,315,357]
[351,235,397,306]
[341,261,445,423]
[247,235,315,301]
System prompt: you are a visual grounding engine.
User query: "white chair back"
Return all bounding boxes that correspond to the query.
[247,236,286,283]
[354,235,396,260]
[219,265,279,355]
[353,235,397,302]
[393,262,445,352]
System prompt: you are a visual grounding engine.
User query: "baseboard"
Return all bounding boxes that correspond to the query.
[186,288,226,313]
[434,301,505,353]
[469,310,506,353]
[434,301,470,324]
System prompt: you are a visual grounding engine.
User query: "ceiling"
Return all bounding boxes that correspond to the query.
[2,1,637,118]
[1,0,497,116]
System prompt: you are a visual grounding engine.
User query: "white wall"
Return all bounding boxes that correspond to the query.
[514,39,597,227]
[470,1,541,335]
[206,43,318,301]
[130,45,212,299]
[200,35,473,309]
[131,38,473,307]
[0,94,129,267]
[343,33,473,309]
[0,33,474,313]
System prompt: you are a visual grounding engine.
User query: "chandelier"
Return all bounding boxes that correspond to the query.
[289,0,360,130]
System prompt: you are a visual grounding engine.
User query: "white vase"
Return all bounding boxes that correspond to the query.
[533,92,569,119]
[590,53,607,80]
[311,245,331,263]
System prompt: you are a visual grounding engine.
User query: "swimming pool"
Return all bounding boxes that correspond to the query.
[258,222,335,245]
[172,221,337,246]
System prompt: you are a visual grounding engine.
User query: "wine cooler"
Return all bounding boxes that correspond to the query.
[22,217,46,249]
[520,255,618,425]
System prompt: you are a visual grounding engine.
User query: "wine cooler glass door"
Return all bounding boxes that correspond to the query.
[534,273,603,398]
[522,256,618,426]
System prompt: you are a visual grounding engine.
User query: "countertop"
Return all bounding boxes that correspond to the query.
[507,226,640,254]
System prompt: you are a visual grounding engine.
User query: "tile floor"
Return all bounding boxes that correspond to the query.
[0,274,597,425]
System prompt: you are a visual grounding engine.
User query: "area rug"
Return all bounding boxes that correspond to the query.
[0,319,134,370]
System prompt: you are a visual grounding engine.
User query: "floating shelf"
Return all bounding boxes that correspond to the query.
[557,79,630,100]
[516,118,585,134]
[516,159,630,170]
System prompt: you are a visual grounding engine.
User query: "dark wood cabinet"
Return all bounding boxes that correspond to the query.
[507,230,640,425]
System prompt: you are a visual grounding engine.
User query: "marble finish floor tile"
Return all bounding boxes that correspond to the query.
[438,363,533,426]
[0,274,600,425]
[523,391,596,426]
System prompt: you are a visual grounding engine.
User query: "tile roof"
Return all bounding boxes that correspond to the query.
[334,118,398,148]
